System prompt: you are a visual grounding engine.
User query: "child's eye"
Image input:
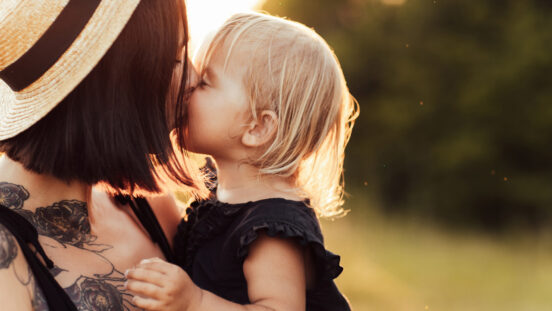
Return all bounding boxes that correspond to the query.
[197,79,208,88]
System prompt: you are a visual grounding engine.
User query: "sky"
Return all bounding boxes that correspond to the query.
[186,0,265,53]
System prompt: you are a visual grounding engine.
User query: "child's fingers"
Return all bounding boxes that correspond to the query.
[125,279,163,299]
[132,296,163,311]
[136,258,174,274]
[125,268,166,287]
[141,257,164,263]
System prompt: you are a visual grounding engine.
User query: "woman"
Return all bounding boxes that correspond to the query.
[0,0,203,310]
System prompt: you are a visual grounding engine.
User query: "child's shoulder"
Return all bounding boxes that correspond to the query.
[187,197,321,239]
[184,197,324,251]
[177,197,344,285]
[229,198,322,254]
[239,197,320,230]
[234,198,344,283]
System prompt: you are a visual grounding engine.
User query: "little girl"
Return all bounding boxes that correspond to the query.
[125,12,357,311]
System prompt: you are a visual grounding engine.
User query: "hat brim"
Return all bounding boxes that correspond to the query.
[0,0,140,140]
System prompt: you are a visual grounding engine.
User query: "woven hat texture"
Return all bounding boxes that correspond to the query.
[0,0,140,140]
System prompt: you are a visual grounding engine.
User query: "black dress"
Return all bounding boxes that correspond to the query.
[173,197,351,311]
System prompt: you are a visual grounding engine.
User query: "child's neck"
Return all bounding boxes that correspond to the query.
[214,158,301,204]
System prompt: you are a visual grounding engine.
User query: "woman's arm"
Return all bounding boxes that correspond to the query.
[125,233,306,311]
[0,224,35,311]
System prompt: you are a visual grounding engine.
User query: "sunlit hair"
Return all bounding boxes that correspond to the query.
[0,0,209,198]
[197,12,358,217]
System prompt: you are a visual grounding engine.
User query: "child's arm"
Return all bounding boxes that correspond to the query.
[124,233,306,311]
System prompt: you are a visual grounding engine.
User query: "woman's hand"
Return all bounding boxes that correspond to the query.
[124,257,203,311]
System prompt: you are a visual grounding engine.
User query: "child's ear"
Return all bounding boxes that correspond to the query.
[241,110,278,148]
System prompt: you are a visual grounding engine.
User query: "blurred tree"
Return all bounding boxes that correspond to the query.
[262,0,552,230]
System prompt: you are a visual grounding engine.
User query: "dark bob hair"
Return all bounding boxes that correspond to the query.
[0,0,204,195]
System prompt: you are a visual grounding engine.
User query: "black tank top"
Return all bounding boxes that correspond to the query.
[0,196,174,310]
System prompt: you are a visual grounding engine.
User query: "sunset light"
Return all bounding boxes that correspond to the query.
[2,0,549,310]
[186,0,266,53]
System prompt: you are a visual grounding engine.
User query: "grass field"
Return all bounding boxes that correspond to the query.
[321,190,552,311]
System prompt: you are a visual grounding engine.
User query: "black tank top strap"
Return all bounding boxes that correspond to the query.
[0,205,78,311]
[115,195,176,263]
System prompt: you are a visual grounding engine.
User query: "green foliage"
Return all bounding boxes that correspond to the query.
[262,0,552,229]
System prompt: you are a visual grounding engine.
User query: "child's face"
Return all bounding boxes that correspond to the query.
[187,48,250,159]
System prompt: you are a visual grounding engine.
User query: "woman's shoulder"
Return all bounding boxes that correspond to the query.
[0,222,41,310]
[144,193,182,244]
[93,188,181,246]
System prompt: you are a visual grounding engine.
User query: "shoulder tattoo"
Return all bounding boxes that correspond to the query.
[0,223,18,270]
[0,181,143,310]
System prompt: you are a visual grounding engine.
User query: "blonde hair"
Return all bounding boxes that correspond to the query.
[198,12,358,218]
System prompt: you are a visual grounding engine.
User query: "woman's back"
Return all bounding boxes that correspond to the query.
[0,158,180,310]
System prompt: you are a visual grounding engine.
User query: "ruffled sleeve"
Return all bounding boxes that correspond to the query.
[233,199,344,283]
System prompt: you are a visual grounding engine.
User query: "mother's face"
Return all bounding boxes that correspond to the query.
[167,41,199,132]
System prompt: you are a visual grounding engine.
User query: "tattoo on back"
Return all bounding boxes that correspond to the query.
[0,182,143,311]
[0,223,18,269]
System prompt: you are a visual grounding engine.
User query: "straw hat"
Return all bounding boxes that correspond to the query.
[0,0,140,140]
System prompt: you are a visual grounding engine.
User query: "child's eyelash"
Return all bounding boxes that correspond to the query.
[197,79,208,88]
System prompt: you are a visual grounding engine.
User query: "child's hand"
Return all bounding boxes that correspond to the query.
[124,257,202,311]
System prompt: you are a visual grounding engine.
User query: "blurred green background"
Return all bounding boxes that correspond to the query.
[259,0,552,309]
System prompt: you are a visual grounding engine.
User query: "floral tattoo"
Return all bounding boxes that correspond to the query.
[0,182,142,311]
[0,223,18,269]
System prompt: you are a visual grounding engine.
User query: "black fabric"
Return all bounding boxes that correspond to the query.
[115,195,176,263]
[0,205,78,311]
[0,0,101,91]
[174,197,351,311]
